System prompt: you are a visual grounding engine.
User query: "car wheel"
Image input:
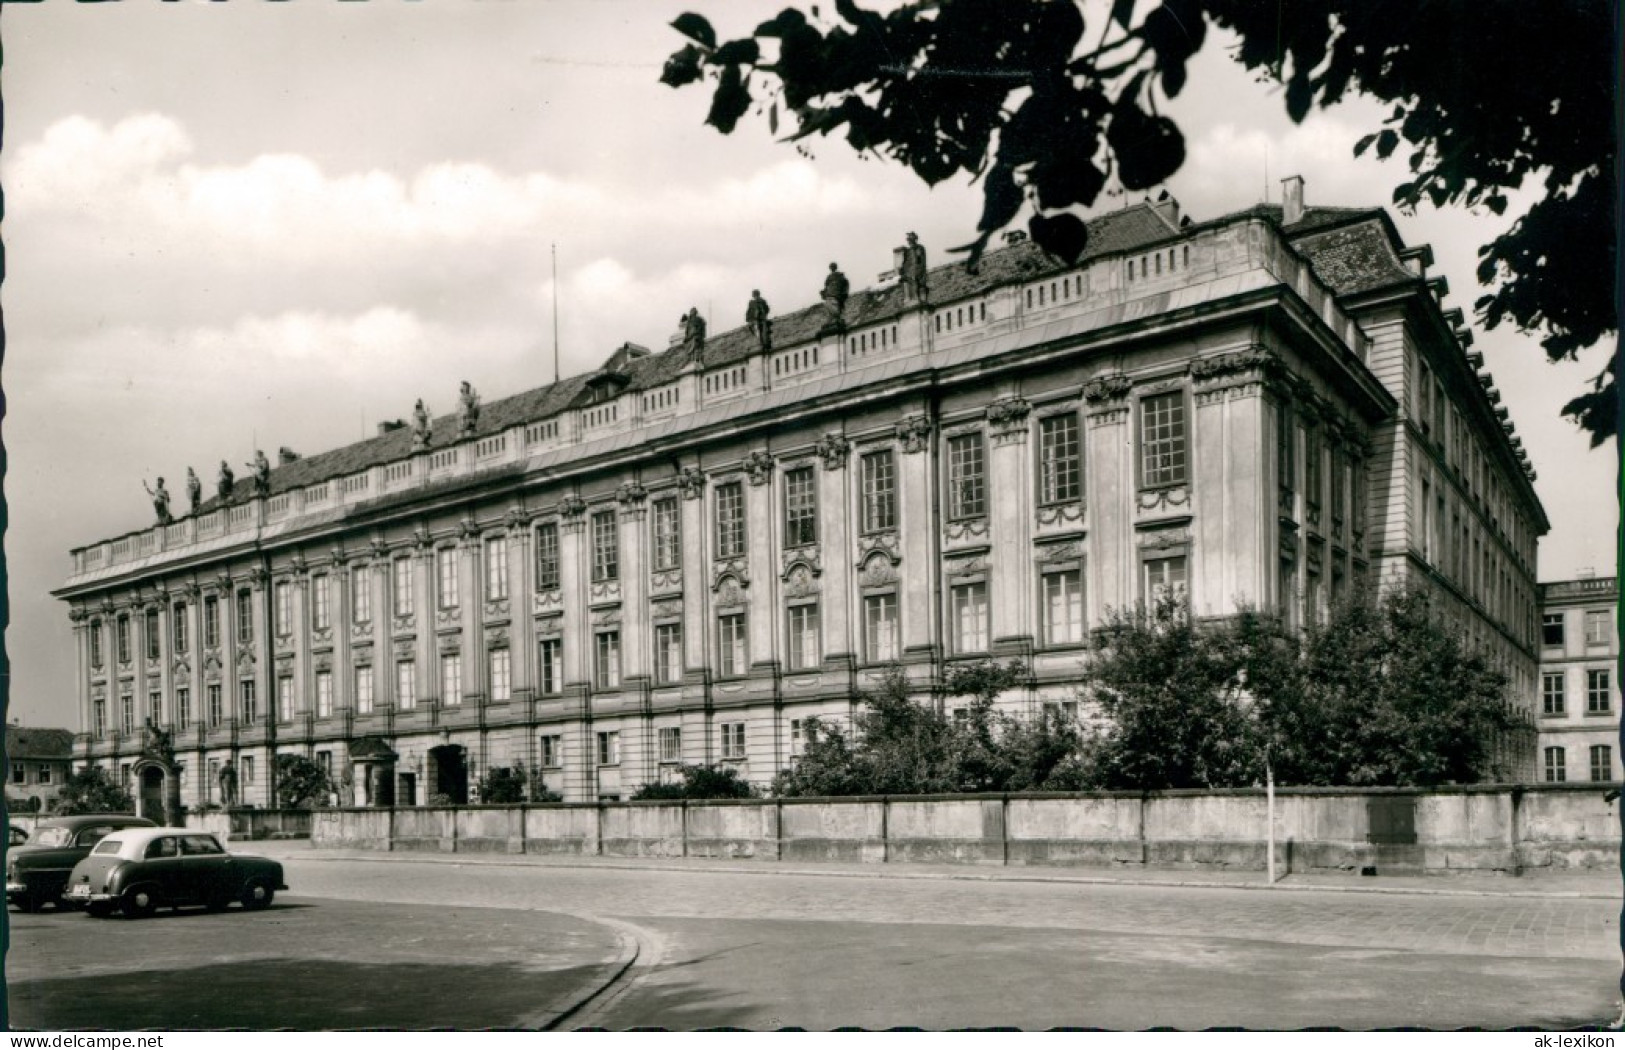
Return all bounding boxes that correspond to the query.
[13,891,37,913]
[240,879,274,911]
[121,885,160,919]
[86,903,112,919]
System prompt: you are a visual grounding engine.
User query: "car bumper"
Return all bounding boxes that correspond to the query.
[63,884,114,904]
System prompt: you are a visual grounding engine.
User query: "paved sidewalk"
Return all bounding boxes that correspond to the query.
[238,837,1623,899]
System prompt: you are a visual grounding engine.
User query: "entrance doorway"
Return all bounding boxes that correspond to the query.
[427,744,468,804]
[138,766,166,823]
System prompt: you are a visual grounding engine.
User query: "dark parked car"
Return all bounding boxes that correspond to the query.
[6,814,156,911]
[9,826,29,847]
[66,828,287,918]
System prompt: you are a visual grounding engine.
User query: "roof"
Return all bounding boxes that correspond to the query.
[136,202,1186,525]
[94,826,221,857]
[6,726,76,762]
[348,736,399,761]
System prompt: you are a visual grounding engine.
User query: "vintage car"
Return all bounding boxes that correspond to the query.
[6,814,156,911]
[66,827,287,918]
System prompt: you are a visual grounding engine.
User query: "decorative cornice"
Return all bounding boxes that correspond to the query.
[985,396,1031,433]
[743,450,775,486]
[616,480,648,506]
[1189,345,1281,382]
[557,495,588,521]
[895,415,932,454]
[814,433,851,471]
[1083,374,1133,404]
[504,507,532,531]
[676,467,707,501]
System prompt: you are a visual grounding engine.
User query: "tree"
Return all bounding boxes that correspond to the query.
[663,1,1616,442]
[274,753,334,809]
[1083,594,1265,790]
[632,764,759,800]
[477,763,529,805]
[55,767,135,816]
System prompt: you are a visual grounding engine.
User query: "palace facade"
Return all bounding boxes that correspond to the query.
[1537,573,1619,783]
[55,181,1547,808]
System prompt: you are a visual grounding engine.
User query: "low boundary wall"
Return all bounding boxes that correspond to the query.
[307,784,1621,875]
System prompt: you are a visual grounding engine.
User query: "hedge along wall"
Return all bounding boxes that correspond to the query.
[308,783,1623,875]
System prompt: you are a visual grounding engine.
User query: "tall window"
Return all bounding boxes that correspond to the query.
[1418,360,1433,432]
[117,616,131,664]
[93,699,107,738]
[720,722,746,761]
[1585,610,1611,646]
[485,536,509,602]
[242,756,255,790]
[783,466,818,547]
[488,649,511,703]
[652,498,682,571]
[148,691,163,727]
[437,547,460,609]
[1544,746,1566,783]
[441,653,463,706]
[1039,414,1081,504]
[207,683,223,727]
[1140,391,1187,488]
[787,603,821,670]
[659,726,682,764]
[90,621,104,666]
[595,630,621,690]
[239,680,257,723]
[535,523,561,590]
[538,638,563,695]
[274,581,293,636]
[947,433,986,519]
[717,613,747,677]
[591,510,619,583]
[1542,613,1565,647]
[864,594,898,664]
[1277,405,1296,505]
[174,604,189,654]
[1042,568,1084,646]
[351,567,372,623]
[396,660,417,710]
[145,607,160,660]
[355,665,375,715]
[597,730,620,766]
[1542,673,1566,716]
[860,450,896,532]
[952,581,989,653]
[540,734,562,768]
[176,687,191,731]
[312,574,331,630]
[1145,555,1188,604]
[393,558,415,617]
[715,481,745,558]
[1330,448,1346,526]
[315,671,333,718]
[1590,745,1613,782]
[120,691,136,735]
[277,676,295,722]
[1587,669,1612,714]
[1304,424,1322,508]
[654,623,682,684]
[236,590,254,644]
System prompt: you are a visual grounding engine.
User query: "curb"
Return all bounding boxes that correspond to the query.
[533,918,642,1030]
[275,849,1622,900]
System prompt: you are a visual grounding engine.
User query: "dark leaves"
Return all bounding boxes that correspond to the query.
[706,63,752,134]
[671,12,717,49]
[1140,0,1205,97]
[660,44,705,89]
[1029,211,1089,263]
[1108,100,1184,190]
[715,38,761,65]
[978,162,1023,233]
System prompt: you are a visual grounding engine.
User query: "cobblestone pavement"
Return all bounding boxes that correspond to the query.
[275,851,1620,1030]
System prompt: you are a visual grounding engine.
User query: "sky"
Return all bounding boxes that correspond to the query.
[3,2,1615,729]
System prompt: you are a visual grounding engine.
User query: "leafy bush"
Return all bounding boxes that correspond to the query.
[632,764,758,800]
[478,763,528,805]
[55,767,135,816]
[274,753,334,809]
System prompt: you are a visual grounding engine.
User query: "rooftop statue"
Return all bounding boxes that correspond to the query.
[746,290,772,350]
[216,460,235,502]
[458,381,481,436]
[900,231,929,302]
[143,478,173,526]
[412,399,432,448]
[184,467,202,514]
[682,307,707,359]
[247,449,271,497]
[821,262,850,320]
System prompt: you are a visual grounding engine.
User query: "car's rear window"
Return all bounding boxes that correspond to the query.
[92,838,124,856]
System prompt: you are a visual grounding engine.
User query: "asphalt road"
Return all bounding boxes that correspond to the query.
[7,852,1619,1030]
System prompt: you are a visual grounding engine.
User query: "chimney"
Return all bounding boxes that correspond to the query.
[277,447,300,465]
[377,420,406,436]
[1577,567,1596,580]
[1151,189,1181,229]
[1281,175,1305,225]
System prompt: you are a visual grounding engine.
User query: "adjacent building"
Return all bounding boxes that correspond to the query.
[1537,573,1619,782]
[53,180,1547,805]
[6,725,76,813]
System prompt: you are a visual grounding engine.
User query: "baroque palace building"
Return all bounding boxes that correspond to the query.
[55,179,1547,809]
[1537,573,1619,783]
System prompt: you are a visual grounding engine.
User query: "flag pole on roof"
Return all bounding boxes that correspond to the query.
[551,243,561,385]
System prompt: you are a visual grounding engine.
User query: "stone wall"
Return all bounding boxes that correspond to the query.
[308,784,1622,875]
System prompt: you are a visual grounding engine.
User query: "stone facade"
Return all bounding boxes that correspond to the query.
[1536,574,1619,783]
[54,191,1548,803]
